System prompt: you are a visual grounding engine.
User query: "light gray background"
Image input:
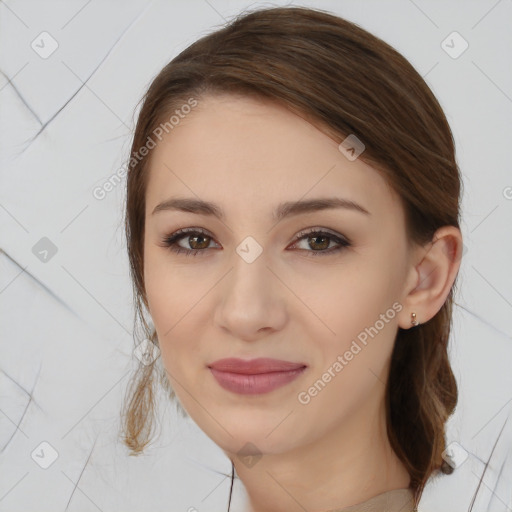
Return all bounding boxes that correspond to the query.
[1,1,511,511]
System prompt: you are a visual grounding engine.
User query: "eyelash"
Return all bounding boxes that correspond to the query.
[160,227,351,258]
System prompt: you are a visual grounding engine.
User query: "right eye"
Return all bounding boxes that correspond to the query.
[161,228,219,257]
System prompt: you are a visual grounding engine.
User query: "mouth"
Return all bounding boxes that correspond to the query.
[207,357,307,395]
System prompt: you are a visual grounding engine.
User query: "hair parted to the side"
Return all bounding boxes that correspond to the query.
[120,5,463,509]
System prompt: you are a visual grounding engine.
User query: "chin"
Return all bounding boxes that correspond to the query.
[208,420,302,458]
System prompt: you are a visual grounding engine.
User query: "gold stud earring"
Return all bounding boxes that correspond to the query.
[411,312,419,326]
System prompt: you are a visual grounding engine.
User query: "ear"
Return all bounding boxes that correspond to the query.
[398,226,463,329]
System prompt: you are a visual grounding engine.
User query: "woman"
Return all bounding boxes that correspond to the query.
[121,6,465,511]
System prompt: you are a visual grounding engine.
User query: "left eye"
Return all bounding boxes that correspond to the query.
[290,229,351,256]
[160,228,352,258]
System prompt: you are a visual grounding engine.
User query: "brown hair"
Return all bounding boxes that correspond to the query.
[120,5,463,508]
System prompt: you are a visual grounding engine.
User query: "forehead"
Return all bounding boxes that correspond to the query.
[144,94,401,221]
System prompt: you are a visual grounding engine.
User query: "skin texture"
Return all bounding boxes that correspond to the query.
[143,94,463,512]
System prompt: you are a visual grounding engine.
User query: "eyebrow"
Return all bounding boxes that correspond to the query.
[152,196,370,221]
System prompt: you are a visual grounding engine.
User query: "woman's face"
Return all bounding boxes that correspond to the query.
[143,93,417,458]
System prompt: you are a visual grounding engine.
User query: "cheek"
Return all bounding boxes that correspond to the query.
[298,291,399,431]
[301,255,400,397]
[144,246,198,325]
[144,254,190,363]
[143,251,214,393]
[300,257,398,346]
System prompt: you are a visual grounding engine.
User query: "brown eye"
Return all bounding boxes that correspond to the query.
[306,234,330,250]
[161,228,218,257]
[290,228,351,257]
[161,227,351,258]
[185,233,210,250]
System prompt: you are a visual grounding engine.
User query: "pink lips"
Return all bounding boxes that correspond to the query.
[208,357,307,395]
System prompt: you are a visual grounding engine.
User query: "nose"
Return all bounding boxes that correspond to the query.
[212,247,288,342]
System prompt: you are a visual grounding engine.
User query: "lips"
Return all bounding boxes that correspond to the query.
[208,357,307,374]
[207,358,307,395]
